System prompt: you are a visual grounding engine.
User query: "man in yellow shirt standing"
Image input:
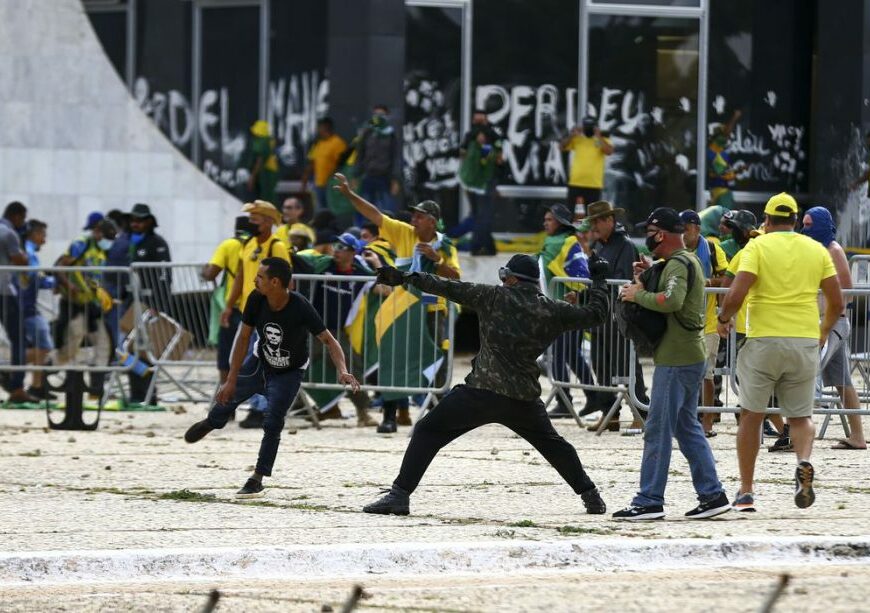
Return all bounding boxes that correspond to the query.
[561,117,614,212]
[221,200,291,428]
[202,216,252,385]
[302,117,347,211]
[333,172,460,432]
[718,193,843,512]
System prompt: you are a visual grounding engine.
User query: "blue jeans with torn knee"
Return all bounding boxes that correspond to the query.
[632,362,723,507]
[207,354,304,477]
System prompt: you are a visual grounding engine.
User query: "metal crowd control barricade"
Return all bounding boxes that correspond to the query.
[623,286,870,440]
[0,264,142,430]
[124,262,222,406]
[292,272,456,421]
[545,276,647,434]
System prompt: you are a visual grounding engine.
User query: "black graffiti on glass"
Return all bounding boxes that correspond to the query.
[268,72,329,169]
[403,78,461,190]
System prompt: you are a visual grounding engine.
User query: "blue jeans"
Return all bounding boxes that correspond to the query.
[359,174,395,218]
[314,186,328,211]
[469,184,496,254]
[632,362,723,507]
[1,294,25,390]
[207,354,304,476]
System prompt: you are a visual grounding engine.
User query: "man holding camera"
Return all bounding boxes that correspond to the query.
[458,109,503,256]
[361,253,611,517]
[561,116,614,211]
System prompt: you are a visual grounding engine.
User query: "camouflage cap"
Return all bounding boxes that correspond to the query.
[409,200,441,220]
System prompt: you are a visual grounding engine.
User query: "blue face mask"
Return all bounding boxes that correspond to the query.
[130,232,145,245]
[98,238,114,251]
[801,206,835,247]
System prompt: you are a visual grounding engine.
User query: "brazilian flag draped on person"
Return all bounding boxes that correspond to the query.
[375,236,452,402]
[292,251,373,410]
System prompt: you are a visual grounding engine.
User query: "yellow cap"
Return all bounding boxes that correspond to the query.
[764,192,798,217]
[250,120,271,138]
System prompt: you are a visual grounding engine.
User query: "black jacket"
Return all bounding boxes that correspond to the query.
[591,223,638,281]
[130,231,172,311]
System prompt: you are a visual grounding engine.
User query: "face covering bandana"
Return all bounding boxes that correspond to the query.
[130,232,145,245]
[802,206,835,247]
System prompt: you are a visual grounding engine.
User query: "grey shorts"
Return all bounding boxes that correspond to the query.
[704,333,720,380]
[736,337,819,418]
[820,317,853,388]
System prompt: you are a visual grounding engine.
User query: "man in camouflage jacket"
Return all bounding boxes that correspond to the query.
[362,253,611,516]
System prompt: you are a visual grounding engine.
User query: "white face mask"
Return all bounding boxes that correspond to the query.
[98,238,114,251]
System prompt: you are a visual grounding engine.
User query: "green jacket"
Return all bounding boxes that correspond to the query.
[634,249,705,366]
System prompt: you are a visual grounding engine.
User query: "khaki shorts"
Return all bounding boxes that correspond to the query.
[736,337,819,418]
[704,333,720,380]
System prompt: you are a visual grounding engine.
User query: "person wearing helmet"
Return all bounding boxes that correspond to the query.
[361,253,611,517]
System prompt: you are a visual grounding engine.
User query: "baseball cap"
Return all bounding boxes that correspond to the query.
[499,254,539,283]
[409,200,441,220]
[334,232,360,252]
[637,207,685,233]
[679,210,701,227]
[314,229,338,246]
[764,192,799,217]
[83,211,104,230]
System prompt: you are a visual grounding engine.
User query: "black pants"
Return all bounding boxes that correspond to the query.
[393,385,596,495]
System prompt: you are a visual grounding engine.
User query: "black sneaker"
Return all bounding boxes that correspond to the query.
[236,478,265,499]
[685,492,731,519]
[763,419,780,438]
[580,487,606,514]
[239,410,265,429]
[184,419,214,443]
[768,436,793,452]
[377,418,397,434]
[27,386,57,400]
[362,486,410,515]
[612,504,665,521]
[794,461,815,509]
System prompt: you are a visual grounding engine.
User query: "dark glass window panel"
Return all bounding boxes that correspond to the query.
[588,15,699,224]
[199,5,261,194]
[269,0,329,181]
[707,0,812,196]
[404,5,463,227]
[133,0,193,157]
[88,11,127,82]
[472,0,579,190]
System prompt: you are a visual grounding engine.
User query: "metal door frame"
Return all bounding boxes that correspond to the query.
[191,0,269,166]
[405,0,472,217]
[579,0,709,209]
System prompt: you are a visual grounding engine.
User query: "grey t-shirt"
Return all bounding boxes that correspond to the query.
[0,221,23,295]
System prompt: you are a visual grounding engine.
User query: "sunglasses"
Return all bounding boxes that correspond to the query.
[333,243,354,252]
[250,246,263,261]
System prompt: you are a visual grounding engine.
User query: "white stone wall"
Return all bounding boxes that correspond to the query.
[0,0,242,264]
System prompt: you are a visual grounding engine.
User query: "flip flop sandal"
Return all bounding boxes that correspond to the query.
[831,440,868,450]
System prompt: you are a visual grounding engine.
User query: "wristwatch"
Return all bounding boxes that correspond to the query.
[717,314,730,324]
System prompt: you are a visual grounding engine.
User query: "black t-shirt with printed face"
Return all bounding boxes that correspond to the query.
[242,290,327,371]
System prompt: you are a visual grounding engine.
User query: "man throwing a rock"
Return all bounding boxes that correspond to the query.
[362,253,611,516]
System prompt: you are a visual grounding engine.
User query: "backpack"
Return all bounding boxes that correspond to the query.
[614,254,702,357]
